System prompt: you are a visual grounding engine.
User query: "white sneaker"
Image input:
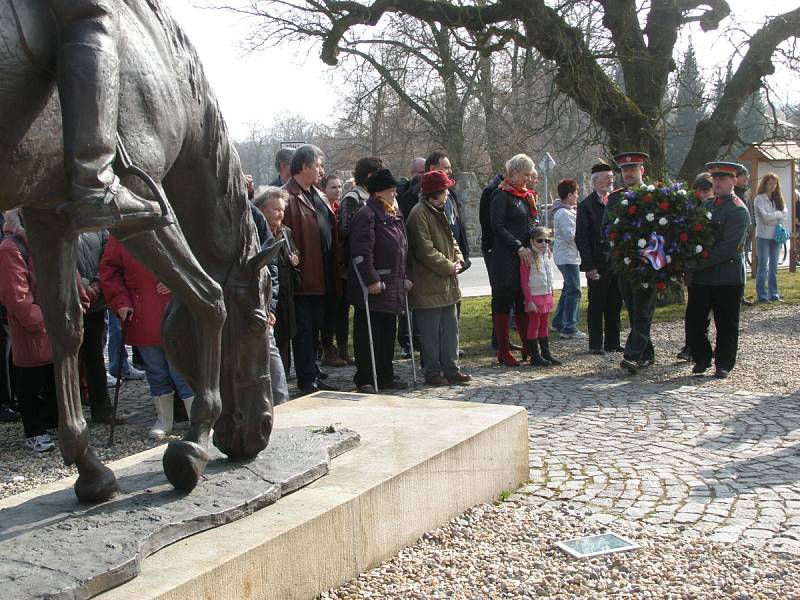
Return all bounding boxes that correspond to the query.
[25,434,55,453]
[106,373,118,387]
[560,330,588,339]
[123,366,146,381]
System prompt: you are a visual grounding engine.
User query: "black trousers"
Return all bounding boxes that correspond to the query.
[619,278,656,362]
[0,323,17,408]
[320,292,339,349]
[292,295,325,387]
[586,273,622,350]
[686,284,743,371]
[353,307,397,387]
[79,310,110,417]
[491,286,525,315]
[18,363,57,438]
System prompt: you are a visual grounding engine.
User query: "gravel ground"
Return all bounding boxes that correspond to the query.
[322,501,800,600]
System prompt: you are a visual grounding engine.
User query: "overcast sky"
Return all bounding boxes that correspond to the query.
[169,1,800,141]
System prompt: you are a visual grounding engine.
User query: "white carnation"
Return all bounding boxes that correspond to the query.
[637,239,647,248]
[659,217,668,225]
[665,255,672,264]
[609,241,615,247]
[695,244,703,253]
[646,185,656,192]
[621,199,628,206]
[677,189,687,196]
[623,257,631,265]
[706,212,713,219]
[614,218,620,224]
[645,213,655,222]
[641,282,650,288]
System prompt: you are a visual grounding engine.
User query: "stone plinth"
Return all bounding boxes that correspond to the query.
[96,392,528,600]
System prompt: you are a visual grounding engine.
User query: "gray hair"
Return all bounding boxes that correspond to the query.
[2,209,24,236]
[290,144,324,176]
[505,154,535,177]
[252,186,289,209]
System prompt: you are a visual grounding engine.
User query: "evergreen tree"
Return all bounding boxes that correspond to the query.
[666,43,707,177]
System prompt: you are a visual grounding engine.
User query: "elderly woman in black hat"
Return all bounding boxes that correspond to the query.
[406,170,470,386]
[348,168,412,392]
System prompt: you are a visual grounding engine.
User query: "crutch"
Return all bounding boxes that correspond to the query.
[403,292,417,385]
[352,256,379,392]
[108,315,130,447]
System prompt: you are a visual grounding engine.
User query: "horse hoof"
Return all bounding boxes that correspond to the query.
[74,454,119,504]
[163,440,208,492]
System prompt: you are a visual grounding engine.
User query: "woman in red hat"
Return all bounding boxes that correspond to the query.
[406,170,470,386]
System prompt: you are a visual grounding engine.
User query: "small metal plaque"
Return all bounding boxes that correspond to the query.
[313,391,367,401]
[555,532,639,559]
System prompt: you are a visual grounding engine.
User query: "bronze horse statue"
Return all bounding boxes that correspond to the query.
[0,0,280,502]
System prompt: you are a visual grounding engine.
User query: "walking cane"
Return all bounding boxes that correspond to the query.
[352,256,380,393]
[403,292,417,386]
[108,315,130,447]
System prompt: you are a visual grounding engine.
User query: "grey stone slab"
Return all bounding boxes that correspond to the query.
[0,426,359,600]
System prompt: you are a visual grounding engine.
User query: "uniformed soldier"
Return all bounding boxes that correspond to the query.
[603,152,656,375]
[686,161,751,379]
[49,1,170,232]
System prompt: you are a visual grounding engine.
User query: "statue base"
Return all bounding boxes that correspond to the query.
[97,392,529,600]
[0,426,359,599]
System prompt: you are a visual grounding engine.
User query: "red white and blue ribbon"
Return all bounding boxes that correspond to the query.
[640,233,667,270]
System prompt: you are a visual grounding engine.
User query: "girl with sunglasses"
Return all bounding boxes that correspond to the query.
[520,227,562,367]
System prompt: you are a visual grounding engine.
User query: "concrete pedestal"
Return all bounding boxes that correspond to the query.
[95,392,528,599]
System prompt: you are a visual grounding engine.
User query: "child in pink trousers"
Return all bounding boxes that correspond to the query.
[520,226,562,366]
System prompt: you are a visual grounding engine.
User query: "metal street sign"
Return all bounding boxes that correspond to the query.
[539,152,556,173]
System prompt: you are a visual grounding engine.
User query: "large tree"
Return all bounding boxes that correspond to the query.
[216,0,800,181]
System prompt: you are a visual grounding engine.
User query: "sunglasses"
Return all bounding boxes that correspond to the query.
[534,238,550,243]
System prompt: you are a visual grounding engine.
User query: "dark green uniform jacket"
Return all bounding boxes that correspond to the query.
[691,193,749,286]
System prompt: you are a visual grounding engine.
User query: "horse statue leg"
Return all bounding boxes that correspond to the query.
[23,210,119,503]
[119,222,225,493]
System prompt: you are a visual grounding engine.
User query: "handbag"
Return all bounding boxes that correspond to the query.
[774,221,789,245]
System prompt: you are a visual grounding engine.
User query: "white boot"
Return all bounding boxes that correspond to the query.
[149,393,174,439]
[182,396,194,422]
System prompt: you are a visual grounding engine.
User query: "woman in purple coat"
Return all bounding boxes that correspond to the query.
[348,169,412,392]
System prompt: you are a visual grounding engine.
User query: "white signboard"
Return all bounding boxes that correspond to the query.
[280,141,307,150]
[539,152,556,173]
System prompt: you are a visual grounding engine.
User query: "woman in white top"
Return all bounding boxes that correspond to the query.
[550,179,585,338]
[753,172,786,302]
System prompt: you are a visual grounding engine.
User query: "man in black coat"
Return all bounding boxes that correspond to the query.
[575,163,622,355]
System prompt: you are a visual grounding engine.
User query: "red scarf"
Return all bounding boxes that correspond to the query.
[499,179,539,218]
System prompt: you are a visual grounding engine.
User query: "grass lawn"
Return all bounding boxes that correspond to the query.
[458,270,800,357]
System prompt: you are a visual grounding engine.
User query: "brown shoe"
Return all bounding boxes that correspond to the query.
[425,374,449,386]
[446,372,471,385]
[321,346,347,367]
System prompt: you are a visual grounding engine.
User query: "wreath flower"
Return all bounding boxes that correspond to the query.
[607,181,717,295]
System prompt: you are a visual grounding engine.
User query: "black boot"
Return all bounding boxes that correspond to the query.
[52,5,170,233]
[527,340,551,367]
[539,337,562,365]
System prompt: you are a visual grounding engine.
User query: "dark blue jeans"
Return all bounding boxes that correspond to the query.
[292,295,325,387]
[552,264,581,333]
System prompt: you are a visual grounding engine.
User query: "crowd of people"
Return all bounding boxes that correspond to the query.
[0,142,787,453]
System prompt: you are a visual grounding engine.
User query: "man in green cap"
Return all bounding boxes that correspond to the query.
[685,162,750,379]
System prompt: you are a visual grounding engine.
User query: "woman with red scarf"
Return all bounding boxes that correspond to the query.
[489,154,541,366]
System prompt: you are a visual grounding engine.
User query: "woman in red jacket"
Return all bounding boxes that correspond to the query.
[0,210,59,452]
[100,236,194,439]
